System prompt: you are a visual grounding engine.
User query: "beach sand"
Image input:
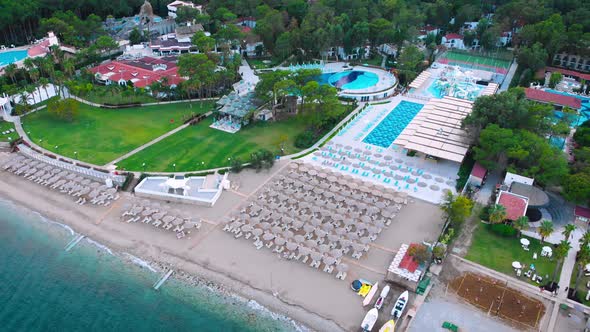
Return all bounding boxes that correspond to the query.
[0,154,445,331]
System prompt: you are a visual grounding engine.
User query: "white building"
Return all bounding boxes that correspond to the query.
[418,25,440,40]
[441,33,465,49]
[497,31,513,47]
[378,43,398,57]
[322,45,370,61]
[0,95,12,119]
[167,1,202,19]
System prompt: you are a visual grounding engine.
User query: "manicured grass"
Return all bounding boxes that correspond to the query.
[466,223,559,286]
[117,116,309,172]
[247,58,279,69]
[22,100,215,165]
[0,121,18,142]
[361,56,384,67]
[82,89,158,105]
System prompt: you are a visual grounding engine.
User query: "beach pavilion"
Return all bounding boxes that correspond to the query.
[394,96,475,163]
[211,92,262,133]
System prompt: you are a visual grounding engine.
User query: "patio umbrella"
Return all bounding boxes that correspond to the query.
[306,239,318,248]
[520,238,530,246]
[322,223,334,232]
[327,233,340,243]
[310,218,322,226]
[252,228,264,237]
[310,251,323,262]
[323,256,336,266]
[173,218,184,226]
[230,221,242,229]
[336,263,349,273]
[347,233,359,241]
[263,233,275,241]
[303,224,315,234]
[241,224,254,233]
[330,249,343,259]
[292,220,304,229]
[259,222,271,230]
[360,236,371,244]
[335,228,347,236]
[315,229,327,239]
[512,261,522,269]
[339,238,352,248]
[298,247,311,257]
[318,244,331,253]
[274,237,286,246]
[352,242,365,252]
[356,222,368,231]
[293,234,306,243]
[286,241,298,251]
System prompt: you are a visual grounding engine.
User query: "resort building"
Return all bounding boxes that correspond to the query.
[496,191,529,221]
[134,174,229,206]
[524,88,581,110]
[467,162,487,187]
[418,25,440,40]
[167,0,202,19]
[236,16,257,29]
[552,52,590,72]
[90,57,184,88]
[0,94,12,119]
[441,33,465,50]
[394,96,474,163]
[575,206,590,224]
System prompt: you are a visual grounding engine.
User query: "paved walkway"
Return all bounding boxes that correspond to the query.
[473,170,501,204]
[500,60,518,92]
[105,110,213,167]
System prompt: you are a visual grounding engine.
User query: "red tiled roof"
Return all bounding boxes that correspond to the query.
[575,206,590,219]
[27,40,50,57]
[444,33,463,40]
[89,57,184,88]
[497,191,528,221]
[240,26,252,33]
[471,162,487,179]
[540,66,590,81]
[399,243,420,273]
[524,88,582,109]
[424,25,438,31]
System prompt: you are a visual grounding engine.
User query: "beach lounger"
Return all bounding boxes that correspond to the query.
[335,271,347,280]
[352,251,363,260]
[301,255,309,264]
[234,232,243,239]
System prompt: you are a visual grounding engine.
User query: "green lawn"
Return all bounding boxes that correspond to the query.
[361,56,384,67]
[247,58,279,70]
[117,116,309,172]
[466,223,559,286]
[22,100,215,165]
[0,121,18,142]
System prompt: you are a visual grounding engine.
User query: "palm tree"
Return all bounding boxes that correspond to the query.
[512,216,529,237]
[573,246,590,297]
[539,220,554,243]
[552,240,572,282]
[29,68,40,101]
[39,77,50,99]
[562,224,576,241]
[4,63,18,84]
[62,59,75,79]
[488,204,507,224]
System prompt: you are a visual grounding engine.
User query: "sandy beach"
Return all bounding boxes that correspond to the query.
[0,153,446,331]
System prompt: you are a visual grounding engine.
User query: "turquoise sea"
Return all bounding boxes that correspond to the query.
[0,199,299,332]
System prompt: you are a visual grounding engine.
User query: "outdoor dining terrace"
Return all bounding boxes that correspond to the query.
[222,160,407,280]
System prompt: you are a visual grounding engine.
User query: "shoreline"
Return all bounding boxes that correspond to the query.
[0,172,345,332]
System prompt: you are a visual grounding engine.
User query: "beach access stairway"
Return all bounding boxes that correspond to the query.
[18,144,126,185]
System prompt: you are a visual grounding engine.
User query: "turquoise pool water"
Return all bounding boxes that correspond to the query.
[318,71,379,90]
[363,101,424,148]
[0,49,28,67]
[425,80,485,100]
[546,89,590,126]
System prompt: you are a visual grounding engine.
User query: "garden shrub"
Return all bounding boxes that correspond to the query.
[294,130,317,149]
[488,223,517,237]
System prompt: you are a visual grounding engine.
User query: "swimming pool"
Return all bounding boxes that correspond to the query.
[425,79,485,100]
[546,89,590,126]
[0,50,28,67]
[363,101,424,148]
[318,71,379,90]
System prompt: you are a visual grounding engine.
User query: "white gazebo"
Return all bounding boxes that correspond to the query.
[0,95,12,119]
[160,176,191,195]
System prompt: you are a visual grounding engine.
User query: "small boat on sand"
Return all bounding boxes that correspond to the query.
[374,285,390,310]
[379,319,395,332]
[391,290,409,319]
[362,282,379,306]
[361,308,379,331]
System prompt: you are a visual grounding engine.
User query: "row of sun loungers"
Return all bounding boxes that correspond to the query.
[120,200,202,239]
[3,155,120,206]
[224,160,407,280]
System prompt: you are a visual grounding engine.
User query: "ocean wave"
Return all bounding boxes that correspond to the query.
[85,238,114,256]
[247,299,309,332]
[0,197,76,236]
[124,253,158,273]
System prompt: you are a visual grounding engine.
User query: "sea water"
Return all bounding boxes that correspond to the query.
[0,199,299,331]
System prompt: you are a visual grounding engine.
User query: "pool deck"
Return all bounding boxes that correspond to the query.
[322,63,397,95]
[303,96,459,204]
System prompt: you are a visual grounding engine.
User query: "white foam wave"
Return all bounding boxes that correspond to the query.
[0,197,76,236]
[247,299,309,332]
[125,253,157,273]
[85,238,114,255]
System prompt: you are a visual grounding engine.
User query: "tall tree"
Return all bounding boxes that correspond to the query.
[539,220,554,243]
